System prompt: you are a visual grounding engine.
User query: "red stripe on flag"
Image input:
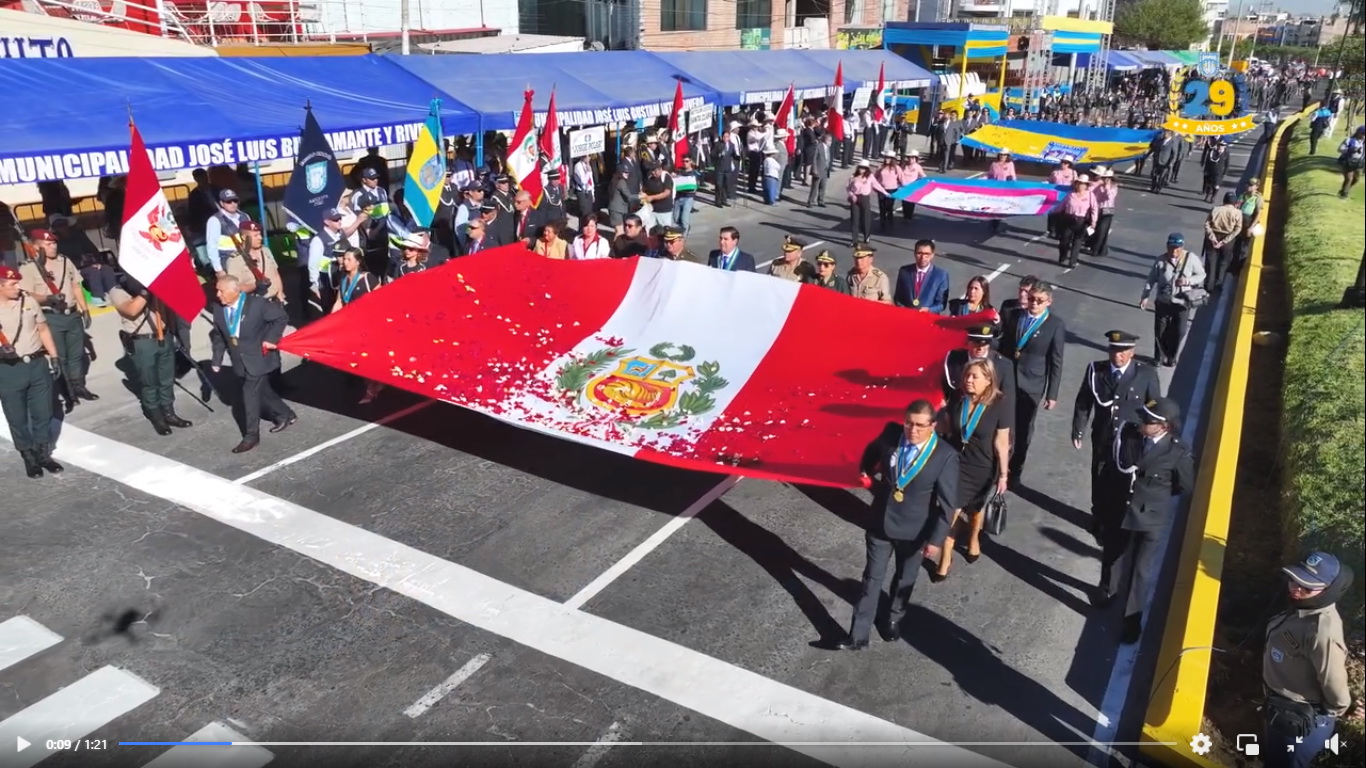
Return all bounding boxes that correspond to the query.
[120,124,206,323]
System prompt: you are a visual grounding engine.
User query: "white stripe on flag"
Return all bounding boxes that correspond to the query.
[491,259,799,455]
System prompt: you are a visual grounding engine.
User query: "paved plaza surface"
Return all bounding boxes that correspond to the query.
[0,135,1259,768]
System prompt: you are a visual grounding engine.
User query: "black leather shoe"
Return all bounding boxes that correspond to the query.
[268,416,298,434]
[72,382,100,401]
[35,448,63,474]
[880,624,902,643]
[231,440,259,454]
[162,410,192,429]
[930,571,949,584]
[1090,590,1115,609]
[836,638,869,651]
[1120,614,1143,645]
[149,418,173,437]
[20,450,44,478]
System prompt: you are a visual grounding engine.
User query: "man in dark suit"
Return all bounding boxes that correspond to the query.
[999,281,1065,486]
[1094,397,1194,644]
[706,226,757,272]
[995,274,1038,345]
[893,239,951,314]
[209,275,297,454]
[1071,330,1162,540]
[839,400,959,650]
[713,123,742,208]
[1148,130,1179,193]
[806,133,833,208]
[941,322,1016,417]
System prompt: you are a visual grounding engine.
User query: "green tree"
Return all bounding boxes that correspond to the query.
[1114,0,1210,50]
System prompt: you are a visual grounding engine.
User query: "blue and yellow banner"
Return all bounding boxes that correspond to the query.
[961,120,1157,165]
[403,99,444,229]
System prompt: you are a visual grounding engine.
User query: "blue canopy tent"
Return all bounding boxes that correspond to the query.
[651,51,814,106]
[1127,50,1179,69]
[800,49,934,91]
[0,55,491,184]
[1101,51,1143,72]
[390,51,718,129]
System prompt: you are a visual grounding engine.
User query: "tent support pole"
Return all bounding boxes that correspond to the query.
[253,161,267,231]
[476,117,484,168]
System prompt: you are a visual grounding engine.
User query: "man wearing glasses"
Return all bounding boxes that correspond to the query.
[839,400,959,650]
[203,189,253,278]
[1000,282,1065,488]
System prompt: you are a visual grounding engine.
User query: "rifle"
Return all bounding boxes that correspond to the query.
[171,313,221,412]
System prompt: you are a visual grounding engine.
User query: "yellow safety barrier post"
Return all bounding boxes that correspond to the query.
[1139,103,1319,768]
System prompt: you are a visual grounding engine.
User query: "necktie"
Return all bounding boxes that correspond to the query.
[915,270,926,293]
[906,444,920,466]
[1112,367,1122,385]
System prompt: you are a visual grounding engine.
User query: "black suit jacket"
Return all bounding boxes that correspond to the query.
[209,294,289,377]
[860,424,960,540]
[707,249,757,272]
[1000,311,1066,401]
[941,348,1016,417]
[1104,423,1195,532]
[1071,359,1162,444]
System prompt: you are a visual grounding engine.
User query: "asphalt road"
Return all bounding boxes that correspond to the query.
[0,133,1259,768]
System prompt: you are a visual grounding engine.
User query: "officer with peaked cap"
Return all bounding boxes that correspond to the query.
[769,236,815,282]
[1262,551,1358,768]
[846,241,891,303]
[1093,396,1194,644]
[658,227,702,264]
[1072,330,1162,539]
[0,263,61,477]
[941,322,1015,416]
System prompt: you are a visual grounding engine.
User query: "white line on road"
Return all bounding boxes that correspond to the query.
[233,400,434,485]
[0,666,160,768]
[403,653,493,718]
[802,240,826,251]
[0,617,62,674]
[28,426,1010,768]
[564,475,743,611]
[570,722,627,768]
[984,263,1011,283]
[141,722,275,768]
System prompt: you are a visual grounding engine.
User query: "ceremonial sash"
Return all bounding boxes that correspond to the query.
[890,432,938,499]
[1016,309,1049,353]
[226,293,246,345]
[959,399,987,442]
[340,273,365,305]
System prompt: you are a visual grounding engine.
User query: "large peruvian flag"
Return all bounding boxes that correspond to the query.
[281,246,980,487]
[119,124,206,323]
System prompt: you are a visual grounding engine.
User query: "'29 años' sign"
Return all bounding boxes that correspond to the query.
[1,36,76,59]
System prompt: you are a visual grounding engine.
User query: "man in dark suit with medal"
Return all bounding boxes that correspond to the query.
[209,275,298,454]
[839,400,959,650]
[707,226,757,272]
[1094,397,1194,644]
[941,322,1016,416]
[893,239,951,314]
[999,281,1065,487]
[1071,330,1162,542]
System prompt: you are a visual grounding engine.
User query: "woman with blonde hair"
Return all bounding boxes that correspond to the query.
[934,357,1011,581]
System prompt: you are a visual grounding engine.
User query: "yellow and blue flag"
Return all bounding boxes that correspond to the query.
[962,120,1157,165]
[403,99,444,228]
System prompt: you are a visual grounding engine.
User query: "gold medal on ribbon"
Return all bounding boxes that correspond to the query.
[893,490,904,502]
[230,338,238,347]
[911,299,920,307]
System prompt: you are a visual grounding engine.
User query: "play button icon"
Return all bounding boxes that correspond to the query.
[16,737,30,752]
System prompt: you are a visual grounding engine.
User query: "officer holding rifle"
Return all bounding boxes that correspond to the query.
[18,229,97,406]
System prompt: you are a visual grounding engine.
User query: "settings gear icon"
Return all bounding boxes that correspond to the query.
[1190,732,1214,755]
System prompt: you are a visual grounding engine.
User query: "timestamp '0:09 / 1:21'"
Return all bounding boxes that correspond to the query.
[46,739,108,750]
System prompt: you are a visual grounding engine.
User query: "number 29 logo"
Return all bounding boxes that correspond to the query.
[1181,78,1239,119]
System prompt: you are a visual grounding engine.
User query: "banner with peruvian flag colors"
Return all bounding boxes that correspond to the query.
[667,81,687,168]
[118,123,206,323]
[539,89,563,182]
[827,63,846,143]
[281,246,981,487]
[868,62,888,122]
[508,89,544,205]
[774,85,797,157]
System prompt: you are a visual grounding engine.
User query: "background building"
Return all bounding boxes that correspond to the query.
[634,0,911,51]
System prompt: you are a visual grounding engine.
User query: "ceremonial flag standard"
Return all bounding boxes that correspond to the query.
[667,81,688,168]
[539,88,563,181]
[774,84,797,157]
[280,247,981,488]
[827,63,846,142]
[282,106,344,236]
[403,99,445,228]
[869,62,887,122]
[507,89,544,205]
[118,123,205,323]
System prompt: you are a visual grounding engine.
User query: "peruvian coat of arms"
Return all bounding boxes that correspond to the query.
[554,342,727,429]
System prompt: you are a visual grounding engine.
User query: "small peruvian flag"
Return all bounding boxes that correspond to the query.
[119,123,206,323]
[827,63,847,143]
[667,81,688,168]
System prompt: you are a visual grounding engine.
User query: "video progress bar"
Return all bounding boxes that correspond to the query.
[120,741,1180,748]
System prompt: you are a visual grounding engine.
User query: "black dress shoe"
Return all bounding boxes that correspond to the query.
[35,449,63,474]
[1090,590,1116,609]
[880,624,902,642]
[231,440,259,454]
[20,450,44,478]
[930,571,949,584]
[836,638,869,651]
[162,411,192,429]
[269,416,298,434]
[963,551,981,564]
[150,418,173,437]
[1120,614,1143,644]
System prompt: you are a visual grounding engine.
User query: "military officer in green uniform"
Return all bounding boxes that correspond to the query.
[0,264,62,478]
[660,227,703,264]
[108,277,193,436]
[768,236,816,282]
[18,229,97,404]
[806,251,847,293]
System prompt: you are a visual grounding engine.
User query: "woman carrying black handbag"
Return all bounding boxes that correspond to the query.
[933,358,1012,581]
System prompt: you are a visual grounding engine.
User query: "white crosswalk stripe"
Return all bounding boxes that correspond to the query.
[141,722,274,768]
[0,617,62,674]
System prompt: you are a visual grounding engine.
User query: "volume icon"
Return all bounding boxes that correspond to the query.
[16,737,30,753]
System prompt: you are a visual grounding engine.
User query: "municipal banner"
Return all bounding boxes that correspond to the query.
[892,177,1067,219]
[282,107,345,237]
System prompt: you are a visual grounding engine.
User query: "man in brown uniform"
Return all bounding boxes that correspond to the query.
[807,251,847,293]
[1202,192,1243,293]
[846,241,891,302]
[0,264,62,478]
[108,276,193,436]
[768,236,816,282]
[660,227,702,264]
[19,229,96,404]
[225,221,285,303]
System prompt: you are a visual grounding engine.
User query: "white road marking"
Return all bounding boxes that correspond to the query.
[232,400,434,484]
[0,617,62,673]
[984,263,1011,283]
[0,666,160,768]
[564,475,742,611]
[403,653,493,718]
[1084,274,1235,766]
[802,240,826,251]
[755,240,826,275]
[570,722,627,768]
[141,722,274,768]
[24,426,1011,768]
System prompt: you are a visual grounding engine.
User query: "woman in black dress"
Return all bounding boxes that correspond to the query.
[934,358,1011,580]
[332,248,384,405]
[946,275,993,317]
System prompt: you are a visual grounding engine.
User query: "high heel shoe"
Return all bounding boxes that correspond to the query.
[930,571,950,584]
[964,552,981,564]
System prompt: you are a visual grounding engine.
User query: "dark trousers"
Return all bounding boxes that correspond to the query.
[850,196,873,243]
[1205,239,1236,291]
[938,144,957,173]
[1170,155,1184,182]
[44,311,86,381]
[1154,300,1187,364]
[877,195,895,228]
[901,200,916,220]
[746,151,761,192]
[1263,710,1336,768]
[781,161,795,190]
[806,176,827,207]
[236,370,295,440]
[81,265,119,299]
[715,171,737,207]
[0,356,53,451]
[1090,213,1114,257]
[848,529,930,643]
[862,126,878,158]
[1010,391,1041,478]
[842,138,855,167]
[1150,163,1171,192]
[1103,527,1162,617]
[1057,214,1086,267]
[129,338,175,414]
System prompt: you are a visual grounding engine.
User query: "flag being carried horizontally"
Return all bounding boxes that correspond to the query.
[892,177,1068,219]
[868,61,888,123]
[280,246,982,487]
[539,88,563,182]
[118,123,205,323]
[773,84,797,157]
[827,63,846,143]
[282,106,345,237]
[404,98,445,228]
[507,89,544,205]
[667,81,688,168]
